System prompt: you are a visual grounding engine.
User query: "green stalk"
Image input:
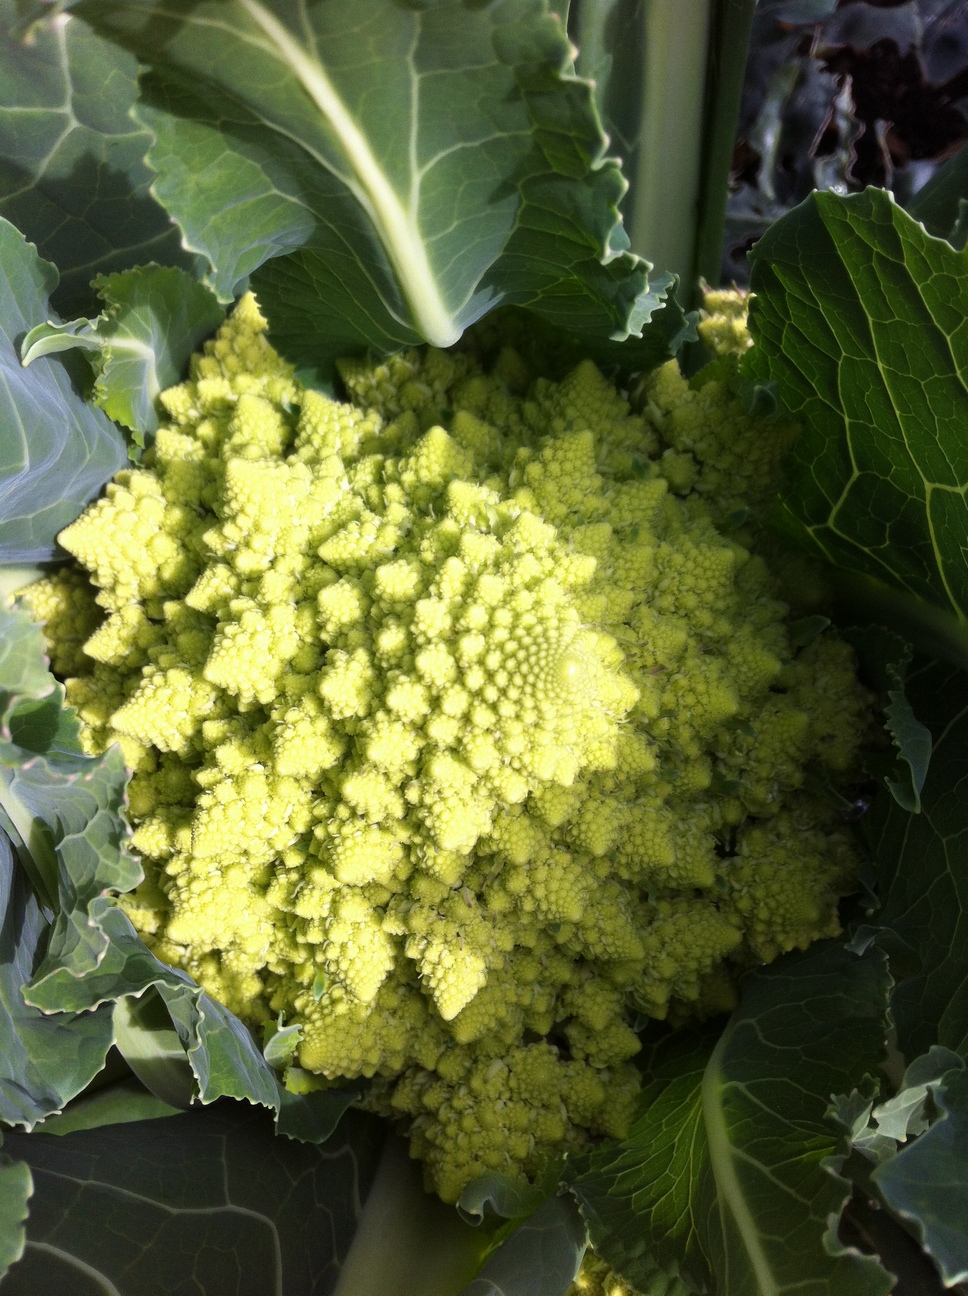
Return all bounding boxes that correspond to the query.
[332,1135,490,1296]
[572,0,756,305]
[692,0,758,288]
[628,0,714,296]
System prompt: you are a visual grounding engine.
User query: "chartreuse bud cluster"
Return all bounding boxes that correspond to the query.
[26,294,867,1203]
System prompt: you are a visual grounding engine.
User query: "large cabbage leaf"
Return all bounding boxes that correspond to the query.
[0,220,127,562]
[0,602,118,1126]
[74,0,692,375]
[0,0,196,318]
[565,942,894,1296]
[861,660,968,1062]
[745,188,968,657]
[0,1103,384,1296]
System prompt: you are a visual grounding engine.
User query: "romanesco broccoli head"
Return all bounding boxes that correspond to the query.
[29,293,869,1202]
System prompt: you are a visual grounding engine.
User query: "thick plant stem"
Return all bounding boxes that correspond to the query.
[628,0,713,295]
[332,1134,489,1296]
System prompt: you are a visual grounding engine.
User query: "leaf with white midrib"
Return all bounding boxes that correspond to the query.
[565,943,895,1296]
[75,0,689,374]
[237,0,459,346]
[701,1031,784,1296]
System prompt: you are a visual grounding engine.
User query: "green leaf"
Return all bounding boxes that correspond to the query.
[1,698,135,955]
[169,979,282,1110]
[0,2,198,318]
[0,1102,384,1296]
[0,602,121,1128]
[873,1067,968,1287]
[0,835,114,1130]
[263,1018,303,1071]
[274,1082,363,1146]
[21,266,224,442]
[0,1147,31,1284]
[0,218,126,563]
[746,188,968,643]
[844,626,932,813]
[458,1175,547,1227]
[0,598,129,915]
[565,942,894,1296]
[0,603,51,705]
[74,0,690,374]
[906,144,968,250]
[112,990,196,1110]
[23,857,354,1138]
[460,1195,587,1296]
[861,660,968,1060]
[570,0,646,196]
[31,1077,181,1137]
[834,1046,965,1166]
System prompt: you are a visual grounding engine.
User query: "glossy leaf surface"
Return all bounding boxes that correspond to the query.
[747,189,968,640]
[1,1103,383,1296]
[75,0,690,374]
[0,220,126,562]
[566,943,894,1296]
[0,2,196,318]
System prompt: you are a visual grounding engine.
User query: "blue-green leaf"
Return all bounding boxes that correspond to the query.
[861,660,968,1061]
[112,989,196,1111]
[0,836,114,1130]
[0,597,355,1143]
[0,219,126,563]
[460,1195,587,1296]
[844,626,932,813]
[0,602,122,1127]
[0,1,198,318]
[874,1067,968,1287]
[834,1046,965,1166]
[74,0,690,375]
[22,265,224,442]
[263,1019,303,1071]
[458,1175,547,1227]
[906,143,968,250]
[0,1148,31,1285]
[32,1077,181,1137]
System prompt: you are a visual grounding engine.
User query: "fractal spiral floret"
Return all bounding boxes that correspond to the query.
[26,294,868,1202]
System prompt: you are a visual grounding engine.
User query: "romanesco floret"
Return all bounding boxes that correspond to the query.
[19,566,102,677]
[568,1248,690,1296]
[633,287,798,525]
[31,293,869,1203]
[697,286,752,359]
